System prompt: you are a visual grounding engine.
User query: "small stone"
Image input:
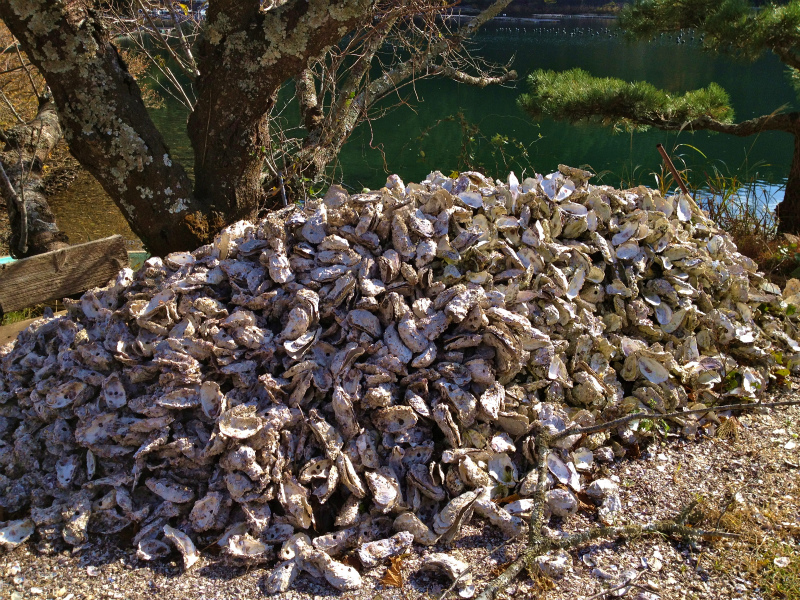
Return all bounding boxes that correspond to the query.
[785,440,797,451]
[594,447,615,463]
[545,489,578,517]
[581,553,597,567]
[774,556,791,568]
[11,592,23,600]
[86,565,100,576]
[535,552,570,578]
[586,478,619,500]
[572,448,594,472]
[30,587,43,595]
[648,550,663,572]
[598,493,623,525]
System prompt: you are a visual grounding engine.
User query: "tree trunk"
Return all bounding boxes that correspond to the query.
[776,131,800,235]
[1,97,69,258]
[0,0,206,257]
[187,0,375,219]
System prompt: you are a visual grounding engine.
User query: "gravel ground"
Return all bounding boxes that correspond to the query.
[0,401,797,600]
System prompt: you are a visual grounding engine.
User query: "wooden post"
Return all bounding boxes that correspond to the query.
[0,235,128,316]
[656,143,691,196]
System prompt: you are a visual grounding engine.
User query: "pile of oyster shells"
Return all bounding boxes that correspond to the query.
[2,166,799,595]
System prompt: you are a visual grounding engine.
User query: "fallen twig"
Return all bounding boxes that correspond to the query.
[552,400,800,443]
[437,533,524,600]
[583,569,644,600]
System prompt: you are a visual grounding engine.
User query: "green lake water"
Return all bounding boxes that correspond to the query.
[49,16,797,248]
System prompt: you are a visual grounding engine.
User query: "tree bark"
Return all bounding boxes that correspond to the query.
[0,0,204,257]
[1,97,69,257]
[776,130,800,235]
[187,0,376,220]
[1,0,519,255]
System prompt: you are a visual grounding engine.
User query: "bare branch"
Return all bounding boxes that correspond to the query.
[14,42,38,99]
[126,22,195,109]
[136,0,198,81]
[427,65,517,88]
[438,532,524,600]
[166,1,200,77]
[367,0,514,99]
[551,399,800,443]
[0,89,24,124]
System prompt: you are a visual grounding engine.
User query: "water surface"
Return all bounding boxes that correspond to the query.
[49,17,797,248]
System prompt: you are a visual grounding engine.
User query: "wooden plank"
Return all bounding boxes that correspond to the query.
[0,235,129,315]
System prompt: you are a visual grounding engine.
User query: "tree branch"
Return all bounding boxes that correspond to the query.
[295,69,323,132]
[0,97,68,257]
[0,89,24,124]
[166,1,200,77]
[637,111,800,136]
[427,65,517,88]
[551,399,800,443]
[774,47,800,72]
[137,0,198,82]
[367,0,515,100]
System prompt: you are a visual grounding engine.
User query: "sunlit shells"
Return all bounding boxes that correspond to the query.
[145,478,195,503]
[357,531,413,568]
[1,165,799,596]
[423,553,475,598]
[637,354,670,384]
[546,452,570,485]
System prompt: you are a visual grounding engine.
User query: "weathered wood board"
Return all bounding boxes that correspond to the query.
[0,235,129,315]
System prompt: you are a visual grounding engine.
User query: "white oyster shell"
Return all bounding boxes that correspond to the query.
[423,553,475,598]
[0,519,34,549]
[163,524,200,569]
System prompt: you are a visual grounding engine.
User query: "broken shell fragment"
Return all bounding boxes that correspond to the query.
[0,519,34,550]
[163,525,200,569]
[357,531,414,568]
[423,553,475,598]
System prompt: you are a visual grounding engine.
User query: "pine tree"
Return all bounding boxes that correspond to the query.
[518,0,800,234]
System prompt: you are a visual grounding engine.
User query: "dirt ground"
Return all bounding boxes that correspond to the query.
[0,393,797,600]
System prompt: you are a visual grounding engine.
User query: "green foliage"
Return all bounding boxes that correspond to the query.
[518,68,734,130]
[620,0,800,64]
[1,306,38,327]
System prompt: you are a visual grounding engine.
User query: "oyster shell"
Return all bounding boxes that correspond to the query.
[163,524,200,569]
